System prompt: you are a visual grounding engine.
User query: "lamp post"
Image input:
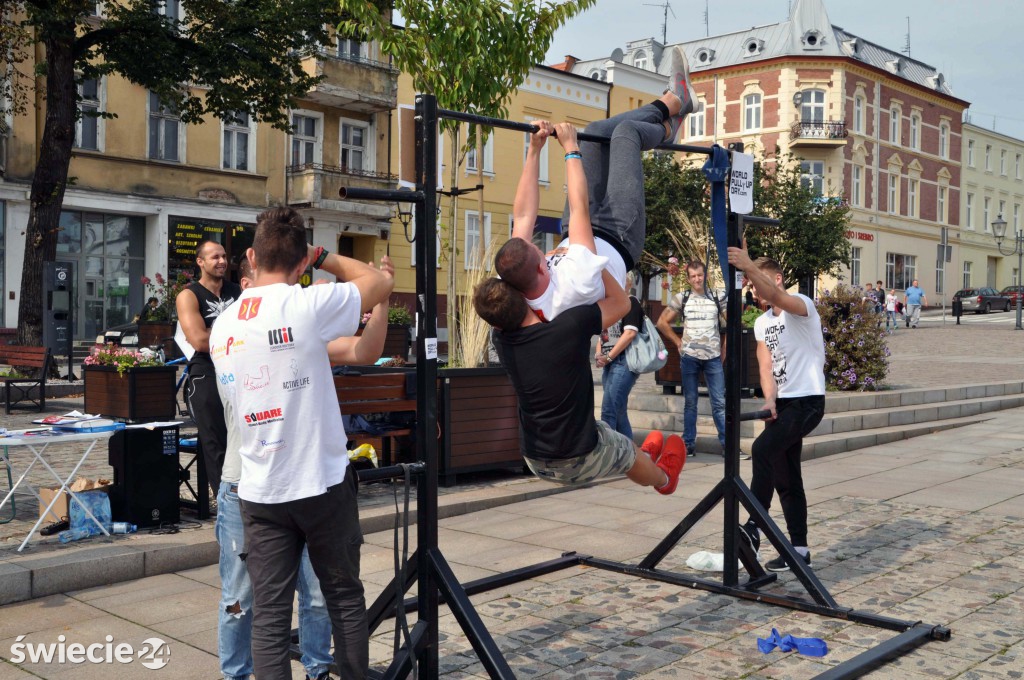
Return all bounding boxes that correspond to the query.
[993,214,1023,331]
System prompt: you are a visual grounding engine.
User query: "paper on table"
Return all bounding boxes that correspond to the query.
[174,322,196,361]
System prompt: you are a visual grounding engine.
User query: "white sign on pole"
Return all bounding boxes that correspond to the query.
[729,151,755,214]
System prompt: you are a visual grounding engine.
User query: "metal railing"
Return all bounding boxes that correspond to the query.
[791,119,848,140]
[286,163,396,182]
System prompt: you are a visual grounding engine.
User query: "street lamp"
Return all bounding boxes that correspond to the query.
[992,214,1023,331]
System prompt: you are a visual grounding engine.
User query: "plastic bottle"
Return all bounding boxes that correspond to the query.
[111,522,137,535]
[58,527,92,544]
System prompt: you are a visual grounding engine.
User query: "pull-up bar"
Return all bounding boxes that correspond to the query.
[438,107,715,156]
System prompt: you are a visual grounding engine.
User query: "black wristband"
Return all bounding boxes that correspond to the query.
[313,248,329,269]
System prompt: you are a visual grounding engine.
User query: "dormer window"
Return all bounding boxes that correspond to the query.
[695,47,716,65]
[842,38,860,58]
[886,58,903,74]
[633,50,648,69]
[743,38,764,57]
[927,73,946,91]
[801,30,825,50]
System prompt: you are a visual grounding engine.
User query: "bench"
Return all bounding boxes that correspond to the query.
[0,346,52,414]
[335,373,416,467]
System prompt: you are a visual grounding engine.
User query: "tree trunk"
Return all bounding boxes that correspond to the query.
[17,31,77,346]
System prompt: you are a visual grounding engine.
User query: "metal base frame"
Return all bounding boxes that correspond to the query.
[296,94,952,679]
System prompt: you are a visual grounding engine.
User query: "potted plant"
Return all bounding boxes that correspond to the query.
[83,344,178,421]
[137,271,194,359]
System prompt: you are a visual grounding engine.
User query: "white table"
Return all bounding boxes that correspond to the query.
[0,429,118,551]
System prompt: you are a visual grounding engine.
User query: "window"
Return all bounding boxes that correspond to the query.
[1000,149,1007,175]
[338,38,366,61]
[464,211,492,269]
[148,91,180,161]
[853,95,864,133]
[985,144,992,170]
[967,139,975,166]
[850,246,861,286]
[938,124,948,159]
[999,200,1006,223]
[408,205,442,268]
[965,193,974,230]
[851,165,862,207]
[523,118,549,184]
[1014,203,1020,233]
[76,78,100,151]
[633,51,647,69]
[909,114,920,149]
[963,261,972,289]
[937,186,946,224]
[290,112,320,166]
[907,179,918,217]
[800,161,824,194]
[888,174,899,214]
[1017,153,1022,179]
[156,0,180,21]
[340,120,369,172]
[983,196,991,232]
[466,132,494,174]
[885,252,917,290]
[743,93,762,131]
[799,89,825,123]
[889,106,901,144]
[688,101,705,138]
[222,111,252,171]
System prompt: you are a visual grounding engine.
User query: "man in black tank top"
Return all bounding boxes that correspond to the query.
[176,239,241,495]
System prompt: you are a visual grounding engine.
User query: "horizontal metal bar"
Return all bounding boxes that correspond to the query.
[740,409,771,421]
[339,187,424,203]
[438,107,713,156]
[357,463,425,483]
[738,214,782,227]
[811,623,943,680]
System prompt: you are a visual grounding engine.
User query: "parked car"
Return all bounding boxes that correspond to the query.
[953,287,1011,313]
[1000,285,1024,308]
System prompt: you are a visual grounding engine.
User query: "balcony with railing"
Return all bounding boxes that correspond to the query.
[790,120,848,147]
[287,163,397,218]
[300,50,399,113]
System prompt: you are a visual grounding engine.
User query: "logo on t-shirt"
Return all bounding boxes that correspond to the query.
[211,336,246,359]
[243,365,270,391]
[238,297,261,321]
[244,407,284,426]
[268,327,295,351]
[282,358,310,391]
[218,372,235,385]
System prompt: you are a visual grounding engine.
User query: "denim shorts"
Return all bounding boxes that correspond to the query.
[523,420,637,485]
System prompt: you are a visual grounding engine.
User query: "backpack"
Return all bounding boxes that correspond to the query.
[678,289,725,331]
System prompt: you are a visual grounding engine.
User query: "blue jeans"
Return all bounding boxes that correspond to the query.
[601,354,639,440]
[216,482,332,680]
[680,353,726,452]
[886,310,898,329]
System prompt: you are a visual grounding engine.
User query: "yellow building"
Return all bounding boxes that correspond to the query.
[959,123,1024,290]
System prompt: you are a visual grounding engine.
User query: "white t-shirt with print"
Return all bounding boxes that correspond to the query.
[210,281,362,504]
[526,241,614,321]
[885,293,897,312]
[753,293,826,398]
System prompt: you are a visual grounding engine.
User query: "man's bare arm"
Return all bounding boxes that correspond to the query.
[511,121,551,241]
[175,288,210,353]
[553,123,596,254]
[655,306,682,351]
[597,270,629,329]
[727,241,808,317]
[312,247,394,312]
[328,256,394,365]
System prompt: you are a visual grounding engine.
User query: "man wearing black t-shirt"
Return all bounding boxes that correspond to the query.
[474,270,685,494]
[176,238,242,495]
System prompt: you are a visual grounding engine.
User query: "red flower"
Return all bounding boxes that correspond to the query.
[661,280,670,290]
[140,275,151,286]
[154,272,165,285]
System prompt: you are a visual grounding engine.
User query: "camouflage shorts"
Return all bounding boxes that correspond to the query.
[523,420,637,485]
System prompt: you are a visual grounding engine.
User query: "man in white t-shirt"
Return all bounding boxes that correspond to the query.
[495,48,694,321]
[726,245,826,574]
[211,207,393,680]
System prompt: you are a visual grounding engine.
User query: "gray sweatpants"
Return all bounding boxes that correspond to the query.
[561,103,668,266]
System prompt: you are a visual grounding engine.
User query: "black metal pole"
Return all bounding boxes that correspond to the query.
[812,624,949,680]
[339,187,424,203]
[413,92,441,679]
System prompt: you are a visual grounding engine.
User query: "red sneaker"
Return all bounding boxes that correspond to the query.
[641,431,665,464]
[656,435,686,495]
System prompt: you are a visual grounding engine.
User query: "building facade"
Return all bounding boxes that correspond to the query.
[570,0,969,300]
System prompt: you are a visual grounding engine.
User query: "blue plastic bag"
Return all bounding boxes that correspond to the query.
[69,489,111,537]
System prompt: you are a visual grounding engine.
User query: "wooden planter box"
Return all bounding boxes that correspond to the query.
[654,327,761,396]
[137,322,182,360]
[382,324,412,361]
[438,367,522,486]
[84,365,178,422]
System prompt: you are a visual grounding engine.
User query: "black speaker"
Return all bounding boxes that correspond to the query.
[108,426,181,527]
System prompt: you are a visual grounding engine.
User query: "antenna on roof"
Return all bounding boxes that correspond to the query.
[705,0,710,37]
[902,17,911,57]
[643,0,675,45]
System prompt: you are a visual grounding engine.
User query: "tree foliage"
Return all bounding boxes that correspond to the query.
[745,154,852,289]
[2,0,343,345]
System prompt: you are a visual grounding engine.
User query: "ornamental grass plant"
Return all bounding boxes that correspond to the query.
[816,285,890,391]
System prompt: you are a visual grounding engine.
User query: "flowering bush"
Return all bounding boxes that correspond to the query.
[140,271,193,322]
[816,285,889,391]
[84,344,164,376]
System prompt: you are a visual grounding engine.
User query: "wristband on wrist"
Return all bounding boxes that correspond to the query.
[313,247,329,269]
[564,151,582,161]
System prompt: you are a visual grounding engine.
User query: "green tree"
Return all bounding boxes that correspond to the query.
[1,0,342,346]
[638,152,706,303]
[339,0,596,362]
[745,154,852,291]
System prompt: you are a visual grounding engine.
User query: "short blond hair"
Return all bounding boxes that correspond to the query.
[753,257,784,286]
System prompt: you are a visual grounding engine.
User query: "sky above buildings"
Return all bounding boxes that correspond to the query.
[543,0,1024,140]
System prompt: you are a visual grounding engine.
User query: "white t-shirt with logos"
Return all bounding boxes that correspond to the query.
[526,242,610,321]
[753,293,826,398]
[210,281,362,504]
